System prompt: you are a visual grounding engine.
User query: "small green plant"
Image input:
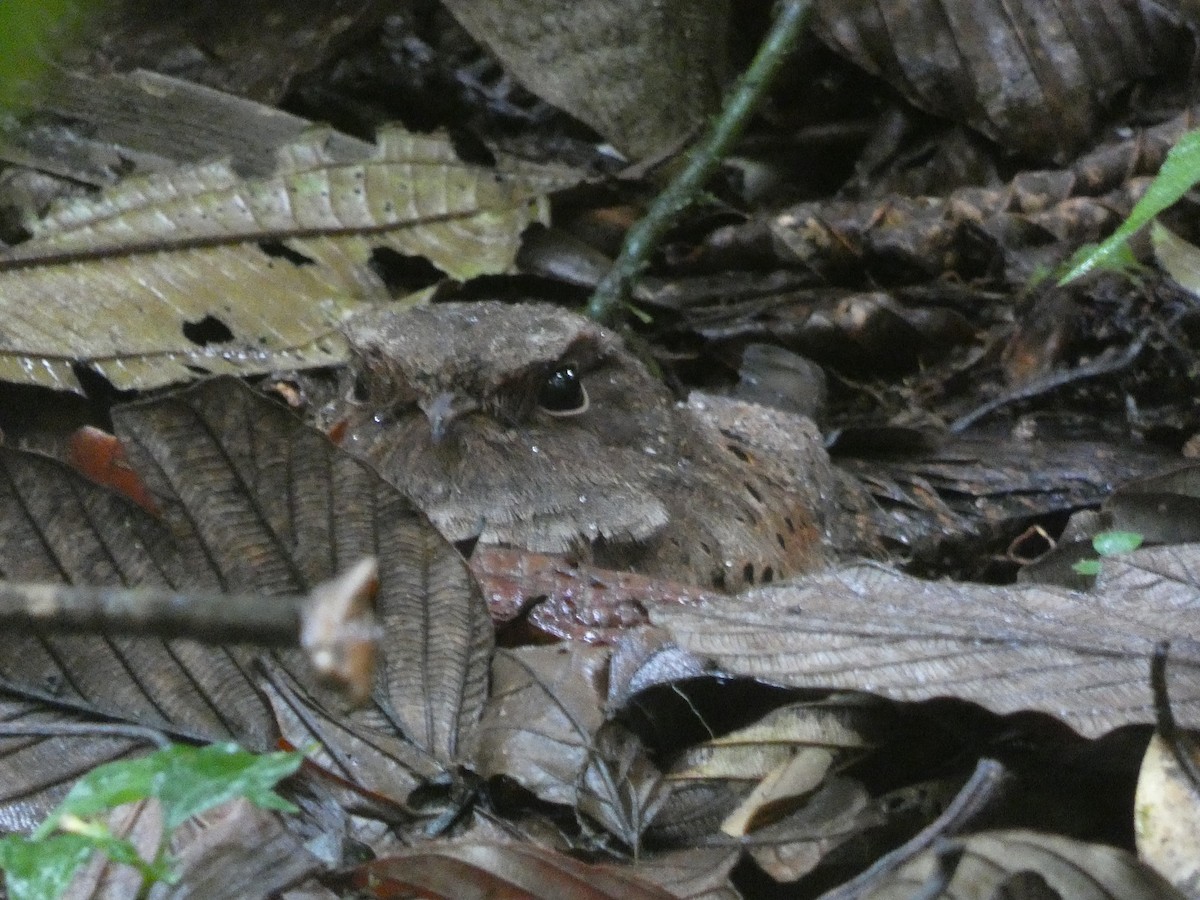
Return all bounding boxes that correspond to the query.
[0,742,305,900]
[1072,529,1145,576]
[1058,128,1200,284]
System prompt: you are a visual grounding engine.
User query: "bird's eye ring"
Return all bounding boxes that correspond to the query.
[539,363,589,416]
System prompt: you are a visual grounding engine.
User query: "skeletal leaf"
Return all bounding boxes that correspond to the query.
[0,126,575,392]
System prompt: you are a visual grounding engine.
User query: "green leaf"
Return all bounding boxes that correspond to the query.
[154,743,303,831]
[0,0,80,112]
[1092,530,1145,556]
[0,833,96,900]
[1071,559,1101,577]
[1059,128,1200,284]
[38,743,303,837]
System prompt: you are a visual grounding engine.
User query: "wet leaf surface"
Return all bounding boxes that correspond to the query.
[652,556,1200,738]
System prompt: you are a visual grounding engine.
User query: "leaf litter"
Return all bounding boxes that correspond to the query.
[1,4,1200,897]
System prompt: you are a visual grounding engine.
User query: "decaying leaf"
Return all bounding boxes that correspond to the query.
[0,377,492,823]
[113,377,494,769]
[439,0,729,159]
[0,126,574,392]
[1106,461,1200,546]
[651,556,1200,738]
[352,840,679,900]
[811,0,1187,161]
[859,829,1185,899]
[475,645,665,846]
[1134,733,1200,896]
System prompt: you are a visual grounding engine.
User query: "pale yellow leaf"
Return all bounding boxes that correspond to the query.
[1135,733,1200,897]
[0,126,576,391]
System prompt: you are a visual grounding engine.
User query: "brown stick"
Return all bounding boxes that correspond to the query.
[0,558,380,704]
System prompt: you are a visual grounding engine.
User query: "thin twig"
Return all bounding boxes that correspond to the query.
[586,0,814,324]
[817,758,1008,900]
[949,328,1150,434]
[0,581,305,645]
[1151,641,1200,790]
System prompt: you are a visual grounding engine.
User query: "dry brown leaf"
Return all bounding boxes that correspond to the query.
[60,0,384,104]
[2,69,375,185]
[651,556,1200,738]
[1105,460,1200,545]
[475,645,666,846]
[720,747,834,837]
[114,378,493,771]
[597,846,741,900]
[1134,734,1200,897]
[743,776,881,884]
[0,127,574,392]
[352,840,679,900]
[439,0,729,159]
[0,377,491,821]
[811,0,1186,161]
[858,829,1186,899]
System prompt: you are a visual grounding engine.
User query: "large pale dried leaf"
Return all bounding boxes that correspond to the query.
[352,840,678,900]
[440,0,728,159]
[0,126,571,392]
[811,0,1186,161]
[1134,734,1200,896]
[651,557,1200,738]
[859,829,1185,899]
[114,377,494,768]
[476,645,665,846]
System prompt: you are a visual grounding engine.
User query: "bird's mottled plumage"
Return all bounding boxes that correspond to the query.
[333,301,875,590]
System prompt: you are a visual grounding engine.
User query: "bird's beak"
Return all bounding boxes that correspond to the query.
[421,392,477,444]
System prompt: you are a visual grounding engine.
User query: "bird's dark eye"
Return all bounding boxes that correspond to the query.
[538,363,589,416]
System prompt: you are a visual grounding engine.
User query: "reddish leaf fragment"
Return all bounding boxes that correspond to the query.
[67,425,161,516]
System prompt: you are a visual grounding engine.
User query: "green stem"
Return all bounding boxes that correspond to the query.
[586,0,814,324]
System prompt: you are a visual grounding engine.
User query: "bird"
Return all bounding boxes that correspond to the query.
[328,301,877,591]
